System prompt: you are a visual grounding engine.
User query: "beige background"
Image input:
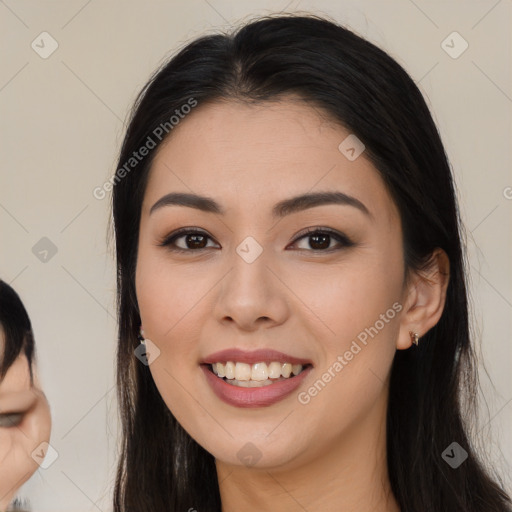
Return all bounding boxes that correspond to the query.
[0,1,511,510]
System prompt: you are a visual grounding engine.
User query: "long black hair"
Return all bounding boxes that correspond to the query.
[111,13,512,511]
[0,280,35,381]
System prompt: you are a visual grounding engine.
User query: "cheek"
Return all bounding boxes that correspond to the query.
[135,239,193,341]
[281,247,404,352]
[0,432,12,464]
[135,244,206,411]
[136,269,207,358]
[288,248,403,418]
[0,430,35,496]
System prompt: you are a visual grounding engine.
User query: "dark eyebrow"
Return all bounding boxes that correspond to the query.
[149,191,371,219]
[272,191,371,219]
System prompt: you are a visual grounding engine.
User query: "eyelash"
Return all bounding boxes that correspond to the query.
[159,226,354,254]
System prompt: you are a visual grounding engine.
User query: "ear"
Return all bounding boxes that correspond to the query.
[397,248,450,350]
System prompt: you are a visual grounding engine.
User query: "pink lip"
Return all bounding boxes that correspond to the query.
[201,364,313,408]
[202,348,312,366]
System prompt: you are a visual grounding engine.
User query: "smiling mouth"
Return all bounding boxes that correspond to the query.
[206,361,313,388]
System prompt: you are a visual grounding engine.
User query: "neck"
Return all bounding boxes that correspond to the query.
[215,385,399,512]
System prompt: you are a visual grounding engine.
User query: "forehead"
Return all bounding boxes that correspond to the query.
[144,100,398,224]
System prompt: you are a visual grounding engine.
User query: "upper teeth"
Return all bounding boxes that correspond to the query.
[211,361,304,381]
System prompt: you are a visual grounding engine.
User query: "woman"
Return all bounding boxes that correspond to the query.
[0,280,51,512]
[111,14,512,511]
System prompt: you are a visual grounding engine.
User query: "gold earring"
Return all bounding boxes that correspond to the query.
[409,331,420,346]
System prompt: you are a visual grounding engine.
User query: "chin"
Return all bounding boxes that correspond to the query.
[199,432,305,471]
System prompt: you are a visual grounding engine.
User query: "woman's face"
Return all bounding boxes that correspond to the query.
[136,99,409,470]
[0,331,51,510]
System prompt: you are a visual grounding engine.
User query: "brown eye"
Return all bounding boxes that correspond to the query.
[179,233,209,249]
[0,412,24,428]
[291,228,354,252]
[160,228,218,252]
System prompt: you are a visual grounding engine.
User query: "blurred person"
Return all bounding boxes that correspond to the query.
[0,280,51,512]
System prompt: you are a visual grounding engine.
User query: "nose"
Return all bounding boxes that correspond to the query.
[212,246,290,332]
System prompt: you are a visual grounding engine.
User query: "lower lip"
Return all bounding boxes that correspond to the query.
[201,364,312,408]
